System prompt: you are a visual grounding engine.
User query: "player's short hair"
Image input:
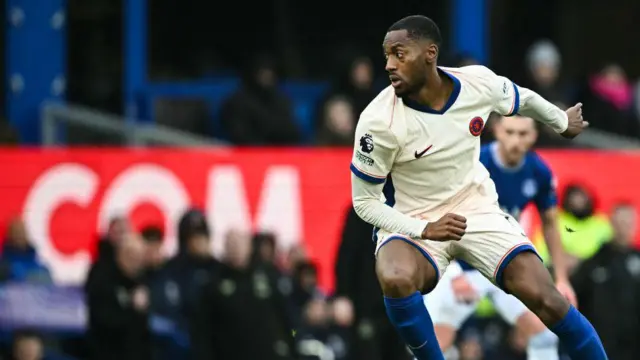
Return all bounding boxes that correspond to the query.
[388,15,442,46]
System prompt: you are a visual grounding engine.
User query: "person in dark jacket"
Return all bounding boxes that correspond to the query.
[0,218,51,284]
[140,225,166,282]
[148,208,219,358]
[85,232,151,360]
[191,229,296,360]
[571,203,640,360]
[93,216,130,265]
[334,206,411,360]
[220,55,300,145]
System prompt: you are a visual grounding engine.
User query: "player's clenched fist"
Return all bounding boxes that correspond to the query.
[421,213,467,241]
[561,103,588,139]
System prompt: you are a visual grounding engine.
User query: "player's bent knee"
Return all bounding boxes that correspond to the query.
[377,262,418,297]
[376,240,424,297]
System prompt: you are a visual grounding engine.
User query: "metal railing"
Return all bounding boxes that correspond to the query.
[40,102,228,147]
[40,102,640,149]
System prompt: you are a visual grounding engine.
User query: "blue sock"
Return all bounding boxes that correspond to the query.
[550,305,608,360]
[384,291,444,360]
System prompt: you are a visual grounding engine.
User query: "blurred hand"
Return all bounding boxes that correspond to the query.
[422,213,467,241]
[556,280,577,307]
[451,275,478,303]
[132,286,149,312]
[561,103,588,139]
[332,296,354,327]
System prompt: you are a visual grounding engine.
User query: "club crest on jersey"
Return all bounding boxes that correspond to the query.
[522,178,538,198]
[469,117,484,136]
[359,133,374,153]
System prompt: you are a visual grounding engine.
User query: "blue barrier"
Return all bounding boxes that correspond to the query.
[139,80,330,142]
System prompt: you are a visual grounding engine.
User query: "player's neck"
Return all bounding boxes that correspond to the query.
[408,67,453,111]
[496,145,524,168]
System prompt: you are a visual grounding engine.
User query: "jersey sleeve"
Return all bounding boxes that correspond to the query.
[533,158,558,213]
[350,113,399,184]
[490,73,520,117]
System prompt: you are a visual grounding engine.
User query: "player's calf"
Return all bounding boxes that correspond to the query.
[377,239,444,360]
[503,251,608,360]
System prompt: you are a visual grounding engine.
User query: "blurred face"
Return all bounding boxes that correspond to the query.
[259,240,276,264]
[224,230,252,269]
[383,30,436,96]
[325,99,355,135]
[13,337,43,360]
[305,299,329,326]
[256,67,276,88]
[459,338,483,360]
[600,64,626,84]
[187,234,211,258]
[567,190,589,212]
[495,116,537,165]
[332,297,354,327]
[8,219,29,248]
[611,206,637,246]
[531,63,559,86]
[108,218,129,244]
[117,233,147,276]
[351,60,373,89]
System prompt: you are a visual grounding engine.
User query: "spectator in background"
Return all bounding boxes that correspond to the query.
[85,233,151,360]
[534,183,612,269]
[94,216,129,265]
[253,232,278,266]
[318,56,377,128]
[191,229,296,360]
[296,297,351,360]
[10,330,43,360]
[220,55,300,145]
[0,218,51,284]
[334,207,410,360]
[524,40,568,106]
[148,208,218,358]
[140,225,165,280]
[571,203,640,360]
[458,335,484,360]
[282,243,308,273]
[291,261,324,314]
[578,64,640,138]
[316,95,356,146]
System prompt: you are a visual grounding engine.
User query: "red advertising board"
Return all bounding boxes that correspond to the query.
[0,148,639,290]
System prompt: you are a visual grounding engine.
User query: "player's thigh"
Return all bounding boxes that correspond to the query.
[423,269,483,328]
[489,286,529,326]
[375,233,450,294]
[453,212,539,291]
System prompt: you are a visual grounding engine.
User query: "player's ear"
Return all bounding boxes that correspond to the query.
[424,42,438,63]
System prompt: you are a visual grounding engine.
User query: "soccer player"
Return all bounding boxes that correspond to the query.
[423,115,572,360]
[350,15,607,360]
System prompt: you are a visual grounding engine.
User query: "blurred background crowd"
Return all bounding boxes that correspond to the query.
[1,0,640,359]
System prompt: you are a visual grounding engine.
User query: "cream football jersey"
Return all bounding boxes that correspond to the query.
[350,66,521,221]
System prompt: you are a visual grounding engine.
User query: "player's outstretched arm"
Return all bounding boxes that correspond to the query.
[484,66,587,138]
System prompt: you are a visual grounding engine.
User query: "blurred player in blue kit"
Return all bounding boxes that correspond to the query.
[424,115,574,360]
[349,15,608,360]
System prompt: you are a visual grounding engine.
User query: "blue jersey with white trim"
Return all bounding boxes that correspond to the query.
[458,142,557,271]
